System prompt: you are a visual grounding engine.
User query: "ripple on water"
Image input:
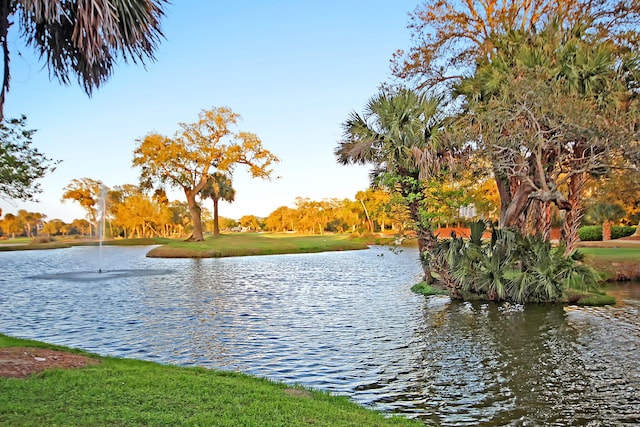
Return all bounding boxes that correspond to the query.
[1,246,639,426]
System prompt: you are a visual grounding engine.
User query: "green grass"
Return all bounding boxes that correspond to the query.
[411,282,448,296]
[579,247,640,261]
[579,247,640,281]
[0,233,379,257]
[0,237,32,245]
[0,237,174,251]
[0,241,72,251]
[0,334,420,427]
[575,294,617,306]
[147,233,370,258]
[75,237,174,247]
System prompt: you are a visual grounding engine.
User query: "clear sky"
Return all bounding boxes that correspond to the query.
[1,1,417,222]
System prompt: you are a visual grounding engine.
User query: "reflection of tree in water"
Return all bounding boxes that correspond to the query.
[411,299,614,426]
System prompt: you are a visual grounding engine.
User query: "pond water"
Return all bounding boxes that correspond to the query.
[1,245,639,426]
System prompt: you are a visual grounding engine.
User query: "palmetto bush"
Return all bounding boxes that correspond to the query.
[434,221,601,303]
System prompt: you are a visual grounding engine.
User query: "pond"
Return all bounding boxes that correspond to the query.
[1,245,639,426]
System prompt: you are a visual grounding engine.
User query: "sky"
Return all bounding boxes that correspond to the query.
[1,1,418,222]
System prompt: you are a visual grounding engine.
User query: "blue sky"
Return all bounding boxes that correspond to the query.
[1,1,417,222]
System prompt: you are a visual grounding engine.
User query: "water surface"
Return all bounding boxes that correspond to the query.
[1,245,638,426]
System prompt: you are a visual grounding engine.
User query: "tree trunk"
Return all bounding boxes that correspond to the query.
[602,220,612,241]
[0,0,11,122]
[530,200,552,240]
[407,197,437,283]
[634,220,640,236]
[561,173,586,255]
[185,190,204,241]
[495,172,512,225]
[212,197,220,237]
[359,199,374,232]
[500,181,533,231]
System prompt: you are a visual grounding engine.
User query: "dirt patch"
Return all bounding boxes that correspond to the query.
[0,347,100,378]
[284,387,313,399]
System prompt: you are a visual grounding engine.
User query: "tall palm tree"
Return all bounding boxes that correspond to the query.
[200,172,235,237]
[587,202,626,241]
[335,88,454,280]
[0,0,166,119]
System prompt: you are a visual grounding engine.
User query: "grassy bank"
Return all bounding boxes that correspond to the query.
[579,246,640,281]
[146,233,369,258]
[0,241,72,251]
[0,237,173,251]
[0,334,420,427]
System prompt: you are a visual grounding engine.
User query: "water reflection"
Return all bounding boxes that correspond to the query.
[1,245,639,426]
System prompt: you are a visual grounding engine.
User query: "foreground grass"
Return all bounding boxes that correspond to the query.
[0,334,420,427]
[147,233,369,258]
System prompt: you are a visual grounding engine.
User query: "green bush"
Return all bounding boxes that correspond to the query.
[578,226,602,241]
[576,294,616,306]
[612,226,637,239]
[578,225,636,241]
[30,236,56,244]
[433,221,601,303]
[411,282,448,296]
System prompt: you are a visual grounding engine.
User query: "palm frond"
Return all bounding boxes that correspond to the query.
[16,0,166,95]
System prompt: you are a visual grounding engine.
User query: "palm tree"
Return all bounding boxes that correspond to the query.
[587,202,626,241]
[0,0,167,119]
[200,172,235,237]
[335,88,454,280]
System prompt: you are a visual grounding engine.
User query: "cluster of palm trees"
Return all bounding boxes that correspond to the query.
[336,13,639,302]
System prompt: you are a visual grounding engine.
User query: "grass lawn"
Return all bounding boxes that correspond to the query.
[0,237,32,245]
[146,233,370,258]
[0,334,421,427]
[579,246,640,281]
[0,233,372,257]
[579,247,640,260]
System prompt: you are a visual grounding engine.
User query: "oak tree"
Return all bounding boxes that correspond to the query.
[456,19,640,251]
[133,107,279,241]
[61,177,104,236]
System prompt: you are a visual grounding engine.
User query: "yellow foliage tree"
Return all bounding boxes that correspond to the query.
[112,193,170,238]
[393,0,640,89]
[133,107,279,241]
[61,178,104,237]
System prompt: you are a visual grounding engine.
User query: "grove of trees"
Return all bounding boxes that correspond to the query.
[334,0,640,301]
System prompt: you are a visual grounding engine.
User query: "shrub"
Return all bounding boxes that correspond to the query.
[578,225,637,240]
[578,226,602,241]
[433,221,601,303]
[576,294,616,306]
[30,236,56,244]
[611,226,637,239]
[360,231,375,240]
[411,282,448,296]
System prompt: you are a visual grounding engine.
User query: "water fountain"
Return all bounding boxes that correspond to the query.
[98,184,106,273]
[29,183,173,282]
